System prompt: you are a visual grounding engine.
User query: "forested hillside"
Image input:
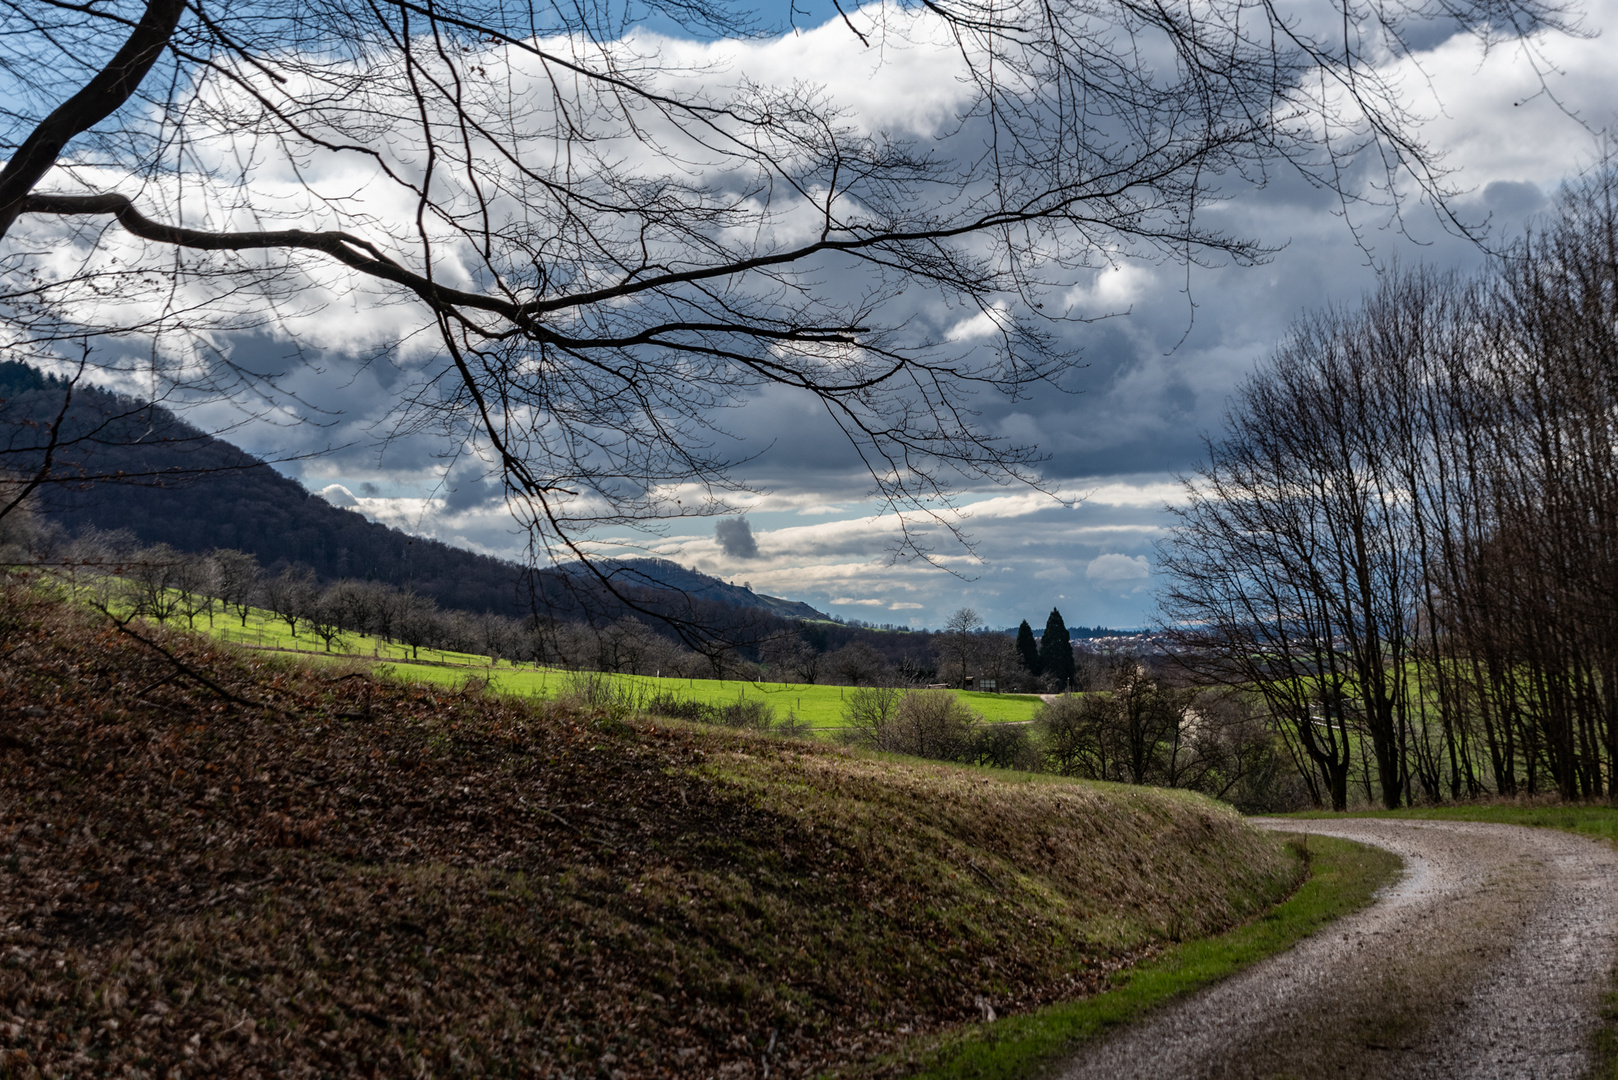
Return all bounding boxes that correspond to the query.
[0,361,821,627]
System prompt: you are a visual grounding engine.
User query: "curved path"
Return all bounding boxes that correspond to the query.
[1055,818,1618,1080]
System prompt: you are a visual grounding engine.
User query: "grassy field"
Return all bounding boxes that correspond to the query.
[207,607,497,668]
[0,576,1303,1079]
[201,604,1047,729]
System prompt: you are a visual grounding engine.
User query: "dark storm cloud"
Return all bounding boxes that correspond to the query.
[1484,179,1548,217]
[715,516,761,559]
[442,462,503,512]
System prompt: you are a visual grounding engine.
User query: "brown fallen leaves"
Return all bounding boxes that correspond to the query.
[0,576,1301,1078]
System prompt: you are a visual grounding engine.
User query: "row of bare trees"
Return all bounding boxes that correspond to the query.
[49,533,753,676]
[34,525,1112,690]
[1162,167,1618,809]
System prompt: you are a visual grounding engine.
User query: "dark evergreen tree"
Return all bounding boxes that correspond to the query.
[1015,620,1042,675]
[1039,608,1075,689]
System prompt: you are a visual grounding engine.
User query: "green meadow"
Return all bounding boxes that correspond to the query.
[201,605,1045,730]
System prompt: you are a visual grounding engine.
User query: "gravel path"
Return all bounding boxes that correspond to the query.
[1053,818,1618,1080]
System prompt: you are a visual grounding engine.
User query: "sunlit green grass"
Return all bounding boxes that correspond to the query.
[207,607,493,667]
[199,603,1045,729]
[369,662,1042,728]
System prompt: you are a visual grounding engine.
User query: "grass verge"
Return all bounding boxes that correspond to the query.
[855,833,1400,1080]
[1283,801,1618,845]
[1598,982,1618,1080]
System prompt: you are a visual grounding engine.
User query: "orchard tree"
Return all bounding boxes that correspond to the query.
[0,0,1569,590]
[939,607,982,688]
[260,565,318,638]
[210,548,260,628]
[828,641,887,687]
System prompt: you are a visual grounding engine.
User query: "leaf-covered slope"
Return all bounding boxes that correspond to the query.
[0,579,1299,1078]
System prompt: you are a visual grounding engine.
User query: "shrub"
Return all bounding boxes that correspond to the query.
[772,710,816,740]
[1033,693,1113,778]
[840,684,904,745]
[714,698,775,731]
[560,669,639,721]
[962,722,1042,771]
[642,691,714,723]
[870,689,983,762]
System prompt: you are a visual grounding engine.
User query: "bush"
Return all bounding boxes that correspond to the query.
[642,691,714,723]
[560,669,639,721]
[866,689,983,762]
[1033,693,1113,778]
[714,698,775,731]
[840,684,904,745]
[772,710,816,740]
[962,722,1041,771]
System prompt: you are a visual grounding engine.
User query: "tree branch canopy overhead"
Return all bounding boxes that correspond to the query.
[0,0,1571,571]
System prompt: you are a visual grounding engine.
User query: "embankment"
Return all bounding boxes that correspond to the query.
[0,577,1302,1078]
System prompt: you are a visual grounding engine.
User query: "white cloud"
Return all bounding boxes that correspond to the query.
[831,596,888,606]
[945,302,1013,342]
[890,601,925,610]
[1085,553,1150,583]
[1081,480,1187,508]
[1065,263,1156,313]
[319,484,358,507]
[1381,17,1618,194]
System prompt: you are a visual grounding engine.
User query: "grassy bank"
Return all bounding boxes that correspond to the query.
[372,659,1045,727]
[860,835,1398,1080]
[0,579,1300,1078]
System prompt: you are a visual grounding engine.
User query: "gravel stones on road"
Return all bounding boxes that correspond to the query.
[1055,818,1618,1080]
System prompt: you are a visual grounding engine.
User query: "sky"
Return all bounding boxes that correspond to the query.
[42,0,1618,631]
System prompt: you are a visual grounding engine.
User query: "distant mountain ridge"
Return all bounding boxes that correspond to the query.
[0,361,827,625]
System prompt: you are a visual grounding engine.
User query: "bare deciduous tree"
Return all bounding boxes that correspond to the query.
[827,640,887,686]
[211,548,261,628]
[125,542,187,624]
[937,607,981,688]
[1162,171,1618,806]
[259,565,318,638]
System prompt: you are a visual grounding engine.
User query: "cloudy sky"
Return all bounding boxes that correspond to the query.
[135,0,1618,630]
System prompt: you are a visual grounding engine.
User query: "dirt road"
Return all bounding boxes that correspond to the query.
[1054,818,1618,1080]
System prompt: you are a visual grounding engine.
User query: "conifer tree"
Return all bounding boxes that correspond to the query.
[1015,620,1042,675]
[1040,608,1075,689]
